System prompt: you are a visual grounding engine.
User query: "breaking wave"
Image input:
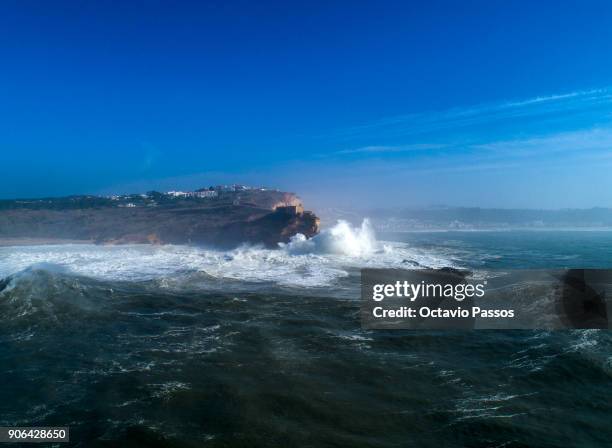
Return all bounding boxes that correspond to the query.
[0,220,452,289]
[283,219,377,257]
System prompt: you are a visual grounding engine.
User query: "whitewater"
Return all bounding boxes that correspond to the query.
[0,220,452,288]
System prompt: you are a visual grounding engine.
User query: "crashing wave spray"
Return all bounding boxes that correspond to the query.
[283,219,378,257]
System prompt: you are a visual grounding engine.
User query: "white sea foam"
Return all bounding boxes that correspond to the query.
[0,220,453,288]
[283,219,377,257]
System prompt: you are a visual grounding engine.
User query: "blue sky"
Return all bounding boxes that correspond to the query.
[1,1,612,208]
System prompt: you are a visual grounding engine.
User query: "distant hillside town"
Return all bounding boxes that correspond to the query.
[106,185,284,209]
[163,184,270,199]
[0,185,304,214]
[110,184,274,202]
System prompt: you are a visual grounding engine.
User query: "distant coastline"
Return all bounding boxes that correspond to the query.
[374,227,612,233]
[317,206,612,232]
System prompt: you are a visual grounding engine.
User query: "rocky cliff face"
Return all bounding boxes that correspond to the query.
[0,190,320,248]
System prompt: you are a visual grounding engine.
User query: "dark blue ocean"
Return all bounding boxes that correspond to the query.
[0,229,611,447]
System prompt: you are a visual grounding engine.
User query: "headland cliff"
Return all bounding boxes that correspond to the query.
[0,186,320,248]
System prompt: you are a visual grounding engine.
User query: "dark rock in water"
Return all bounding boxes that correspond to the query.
[0,189,320,248]
[438,266,472,277]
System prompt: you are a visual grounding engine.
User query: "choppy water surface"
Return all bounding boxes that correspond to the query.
[1,223,611,447]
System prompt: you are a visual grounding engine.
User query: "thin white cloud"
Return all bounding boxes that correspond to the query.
[324,126,612,177]
[474,127,612,157]
[335,143,446,155]
[328,88,612,141]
